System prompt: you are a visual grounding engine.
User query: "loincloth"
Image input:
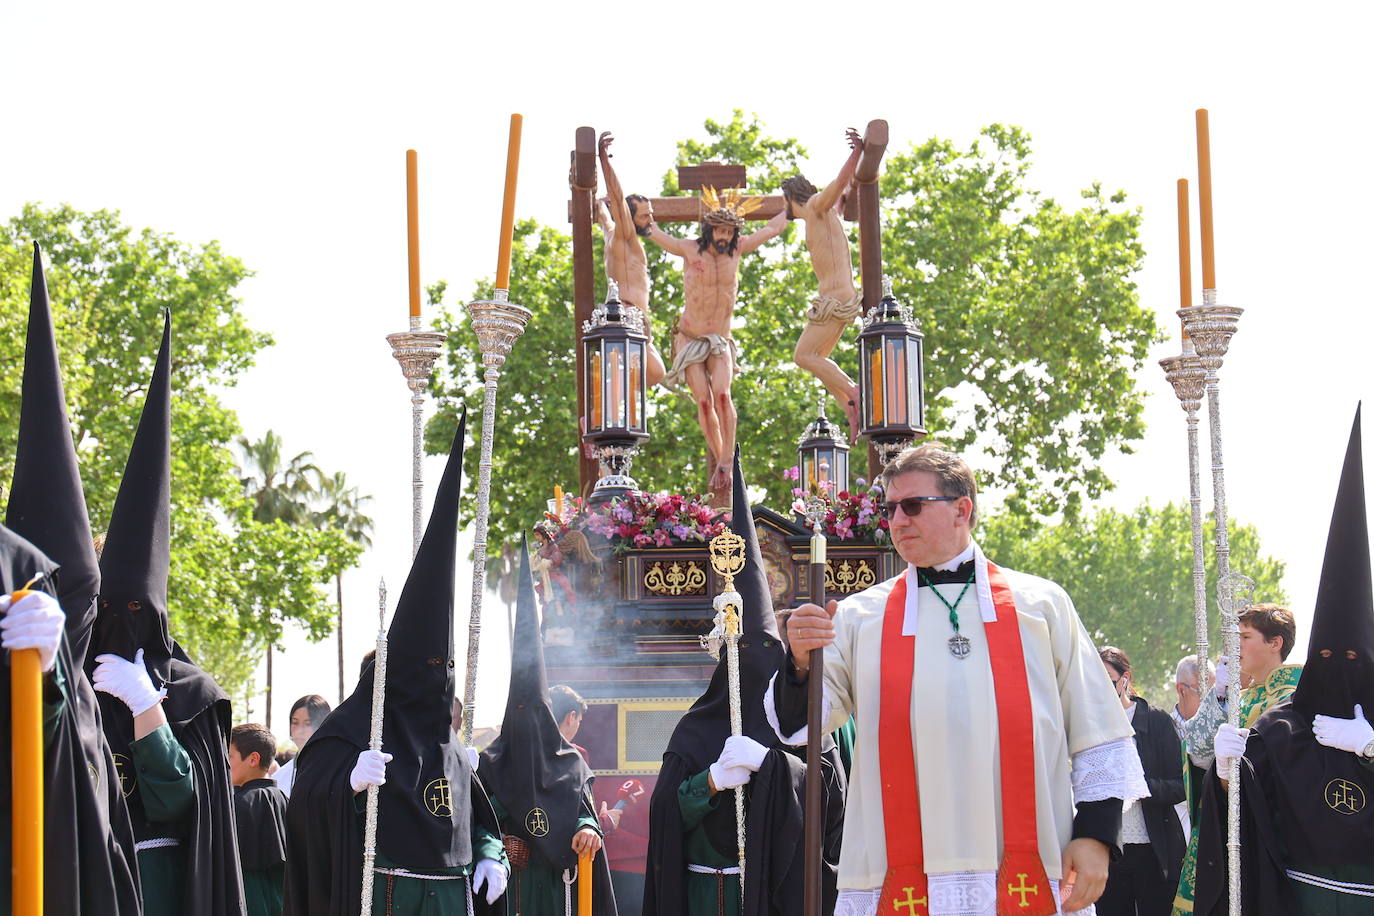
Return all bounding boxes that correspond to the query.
[661,333,740,393]
[805,292,863,325]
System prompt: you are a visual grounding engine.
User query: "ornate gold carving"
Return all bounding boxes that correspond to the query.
[644,560,707,596]
[826,558,877,594]
[1325,777,1366,815]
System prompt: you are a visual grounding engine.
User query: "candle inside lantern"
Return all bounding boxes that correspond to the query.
[1177,178,1191,339]
[406,149,421,318]
[495,114,524,292]
[869,348,885,425]
[1195,109,1216,291]
[608,347,623,428]
[628,351,641,428]
[554,485,564,518]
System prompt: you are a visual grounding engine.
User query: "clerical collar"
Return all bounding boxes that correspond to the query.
[909,542,976,586]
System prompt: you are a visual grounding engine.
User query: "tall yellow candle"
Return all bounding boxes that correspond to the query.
[554,485,564,518]
[406,150,421,318]
[1177,178,1192,339]
[591,351,603,429]
[10,585,43,916]
[869,349,884,425]
[495,114,524,292]
[1195,109,1217,291]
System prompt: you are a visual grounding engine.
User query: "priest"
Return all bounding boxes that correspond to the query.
[283,412,510,916]
[87,315,245,915]
[776,443,1148,916]
[479,544,617,915]
[2,242,143,914]
[1194,407,1374,914]
[643,450,846,916]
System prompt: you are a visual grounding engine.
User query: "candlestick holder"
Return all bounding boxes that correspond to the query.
[1159,346,1209,684]
[387,315,448,558]
[462,288,532,744]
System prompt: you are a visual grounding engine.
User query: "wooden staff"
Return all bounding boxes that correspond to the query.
[10,574,45,916]
[578,850,592,916]
[802,503,827,916]
[360,578,388,914]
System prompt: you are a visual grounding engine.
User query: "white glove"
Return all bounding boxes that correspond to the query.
[1213,723,1250,772]
[1,591,65,673]
[717,735,769,772]
[349,749,392,793]
[466,746,480,772]
[1313,704,1374,755]
[472,857,508,904]
[1213,656,1230,698]
[709,762,752,790]
[92,649,166,715]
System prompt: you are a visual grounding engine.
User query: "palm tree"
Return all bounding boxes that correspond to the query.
[314,472,374,703]
[237,430,322,727]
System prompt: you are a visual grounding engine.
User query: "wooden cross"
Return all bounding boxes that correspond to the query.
[568,122,890,495]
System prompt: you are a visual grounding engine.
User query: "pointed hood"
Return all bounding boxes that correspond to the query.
[478,540,593,871]
[664,447,789,770]
[92,312,175,672]
[1292,405,1374,719]
[301,411,476,869]
[6,243,101,667]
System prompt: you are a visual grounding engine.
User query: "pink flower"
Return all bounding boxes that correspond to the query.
[784,465,800,481]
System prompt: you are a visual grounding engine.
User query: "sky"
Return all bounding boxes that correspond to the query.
[5,1,1372,729]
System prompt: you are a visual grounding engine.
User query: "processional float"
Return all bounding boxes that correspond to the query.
[1159,108,1248,915]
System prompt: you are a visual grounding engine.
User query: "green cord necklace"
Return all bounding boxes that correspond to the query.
[918,569,975,659]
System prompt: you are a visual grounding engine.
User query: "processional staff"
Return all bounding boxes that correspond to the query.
[462,113,532,744]
[360,578,389,913]
[709,528,750,901]
[802,496,828,916]
[10,573,46,916]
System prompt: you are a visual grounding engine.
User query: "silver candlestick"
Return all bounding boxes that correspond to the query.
[387,315,448,558]
[462,288,531,744]
[1180,291,1245,915]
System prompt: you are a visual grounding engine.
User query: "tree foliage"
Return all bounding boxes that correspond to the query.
[0,204,362,700]
[979,502,1287,703]
[428,112,1159,553]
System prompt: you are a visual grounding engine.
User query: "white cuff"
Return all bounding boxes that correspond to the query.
[763,670,832,746]
[1071,737,1149,804]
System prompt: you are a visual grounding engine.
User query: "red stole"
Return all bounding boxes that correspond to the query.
[877,561,1056,916]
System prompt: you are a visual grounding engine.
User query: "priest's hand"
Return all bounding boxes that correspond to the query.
[0,590,64,673]
[1059,837,1110,910]
[1314,704,1374,755]
[718,735,769,772]
[786,599,839,672]
[571,827,603,856]
[472,857,508,904]
[92,649,166,715]
[349,749,393,794]
[708,763,752,792]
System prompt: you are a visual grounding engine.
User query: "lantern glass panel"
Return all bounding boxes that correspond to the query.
[628,344,643,431]
[865,338,885,427]
[587,346,604,433]
[911,343,924,429]
[606,339,627,430]
[883,336,907,426]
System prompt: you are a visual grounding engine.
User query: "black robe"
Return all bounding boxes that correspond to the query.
[0,526,143,915]
[235,778,289,872]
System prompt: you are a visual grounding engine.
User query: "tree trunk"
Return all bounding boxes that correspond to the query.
[337,572,345,704]
[265,645,273,731]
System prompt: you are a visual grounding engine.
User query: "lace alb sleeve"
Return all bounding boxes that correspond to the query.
[1071,736,1149,804]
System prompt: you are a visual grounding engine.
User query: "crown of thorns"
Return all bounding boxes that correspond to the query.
[699,186,762,227]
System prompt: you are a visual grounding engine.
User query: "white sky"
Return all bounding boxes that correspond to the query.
[5,1,1372,729]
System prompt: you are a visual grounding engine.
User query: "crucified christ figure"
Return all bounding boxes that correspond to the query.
[781,127,865,441]
[596,131,666,387]
[647,189,787,491]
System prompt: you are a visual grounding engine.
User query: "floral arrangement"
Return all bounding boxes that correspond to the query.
[535,491,728,554]
[785,466,889,543]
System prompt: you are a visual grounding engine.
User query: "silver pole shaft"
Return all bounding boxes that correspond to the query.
[411,386,424,558]
[463,363,501,745]
[361,579,388,914]
[1186,410,1210,678]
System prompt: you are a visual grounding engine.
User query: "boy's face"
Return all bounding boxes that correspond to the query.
[227,745,260,787]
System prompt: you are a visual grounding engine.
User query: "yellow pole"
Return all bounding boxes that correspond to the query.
[10,585,44,916]
[578,850,593,916]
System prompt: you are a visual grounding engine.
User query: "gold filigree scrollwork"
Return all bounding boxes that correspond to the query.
[825,559,877,594]
[644,560,707,596]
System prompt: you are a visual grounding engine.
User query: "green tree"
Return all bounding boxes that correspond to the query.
[313,471,374,703]
[427,112,1158,552]
[237,430,322,524]
[0,204,361,700]
[978,502,1287,704]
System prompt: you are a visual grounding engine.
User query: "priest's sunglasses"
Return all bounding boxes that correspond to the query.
[878,496,959,520]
